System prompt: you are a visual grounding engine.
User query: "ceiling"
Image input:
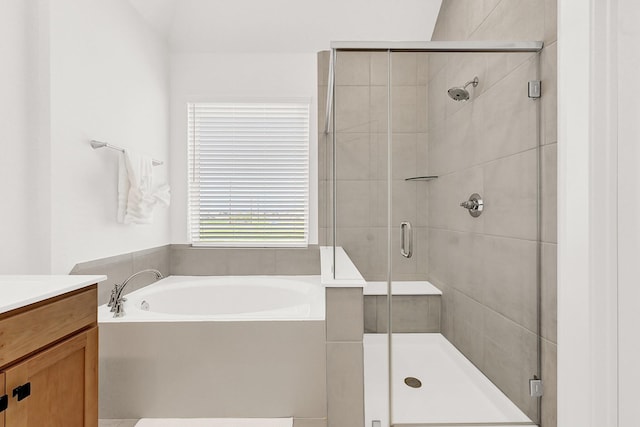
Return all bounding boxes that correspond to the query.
[127,0,443,53]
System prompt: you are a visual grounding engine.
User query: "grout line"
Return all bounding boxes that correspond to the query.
[425,146,541,180]
[424,226,541,244]
[467,0,506,39]
[425,225,558,246]
[444,285,540,338]
[540,336,558,347]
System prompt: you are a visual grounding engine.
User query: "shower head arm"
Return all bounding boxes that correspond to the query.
[463,77,479,89]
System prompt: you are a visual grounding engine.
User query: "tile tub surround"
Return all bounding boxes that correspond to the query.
[72,245,321,305]
[428,1,558,424]
[170,245,321,276]
[99,321,327,420]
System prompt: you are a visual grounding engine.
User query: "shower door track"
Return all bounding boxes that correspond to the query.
[330,40,543,52]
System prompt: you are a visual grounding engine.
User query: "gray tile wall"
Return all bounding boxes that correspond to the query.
[325,288,364,427]
[318,51,429,282]
[430,1,557,425]
[364,295,441,333]
[170,245,320,276]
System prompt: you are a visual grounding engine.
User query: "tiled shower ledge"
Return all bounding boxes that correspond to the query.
[319,246,366,288]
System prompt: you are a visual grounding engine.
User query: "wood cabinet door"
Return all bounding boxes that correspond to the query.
[4,327,97,427]
[0,372,5,427]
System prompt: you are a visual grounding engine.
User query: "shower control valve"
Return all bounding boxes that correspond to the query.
[460,200,478,210]
[460,193,483,217]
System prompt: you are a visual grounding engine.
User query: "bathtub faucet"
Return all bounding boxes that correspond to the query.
[108,269,164,318]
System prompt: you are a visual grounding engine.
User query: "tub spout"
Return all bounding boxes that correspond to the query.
[111,269,164,318]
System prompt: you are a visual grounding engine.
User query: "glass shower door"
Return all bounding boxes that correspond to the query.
[329,49,393,426]
[330,50,390,284]
[389,50,542,426]
[327,44,542,427]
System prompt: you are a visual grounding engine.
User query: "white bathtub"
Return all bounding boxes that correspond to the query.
[98,275,327,421]
[98,275,324,322]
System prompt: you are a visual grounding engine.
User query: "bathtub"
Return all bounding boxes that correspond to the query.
[98,275,327,422]
[98,275,325,322]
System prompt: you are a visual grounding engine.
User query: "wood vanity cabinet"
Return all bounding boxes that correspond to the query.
[0,286,98,427]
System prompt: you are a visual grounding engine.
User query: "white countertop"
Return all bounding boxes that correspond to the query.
[0,275,107,314]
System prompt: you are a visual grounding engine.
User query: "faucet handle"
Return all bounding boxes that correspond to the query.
[460,193,483,217]
[107,285,119,307]
[113,300,125,318]
[109,297,127,313]
[460,200,477,209]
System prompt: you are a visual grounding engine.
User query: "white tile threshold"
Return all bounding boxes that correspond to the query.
[364,333,537,427]
[135,419,292,427]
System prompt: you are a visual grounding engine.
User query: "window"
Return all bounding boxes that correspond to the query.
[187,101,310,246]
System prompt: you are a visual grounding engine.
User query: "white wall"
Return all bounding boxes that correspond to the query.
[131,0,443,53]
[559,0,640,421]
[1,0,442,272]
[0,0,33,273]
[48,0,170,273]
[0,0,51,273]
[170,53,318,244]
[618,0,640,424]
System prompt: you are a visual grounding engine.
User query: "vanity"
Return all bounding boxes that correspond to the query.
[0,275,105,427]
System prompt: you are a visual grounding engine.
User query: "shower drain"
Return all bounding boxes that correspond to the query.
[404,377,422,388]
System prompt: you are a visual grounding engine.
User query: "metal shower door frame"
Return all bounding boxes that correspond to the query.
[326,40,544,427]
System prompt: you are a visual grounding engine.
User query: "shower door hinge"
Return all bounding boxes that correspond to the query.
[528,80,541,99]
[529,378,544,397]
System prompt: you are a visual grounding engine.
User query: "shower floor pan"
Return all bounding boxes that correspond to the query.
[364,333,537,427]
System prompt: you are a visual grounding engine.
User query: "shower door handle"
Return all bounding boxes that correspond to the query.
[400,221,413,258]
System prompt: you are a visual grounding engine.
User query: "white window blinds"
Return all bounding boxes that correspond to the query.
[188,102,310,246]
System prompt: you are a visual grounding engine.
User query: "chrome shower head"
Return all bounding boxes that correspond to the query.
[447,76,479,101]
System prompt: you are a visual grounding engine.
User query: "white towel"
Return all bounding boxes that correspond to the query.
[117,150,170,224]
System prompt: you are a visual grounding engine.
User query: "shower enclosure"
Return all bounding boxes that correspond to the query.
[322,41,543,426]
